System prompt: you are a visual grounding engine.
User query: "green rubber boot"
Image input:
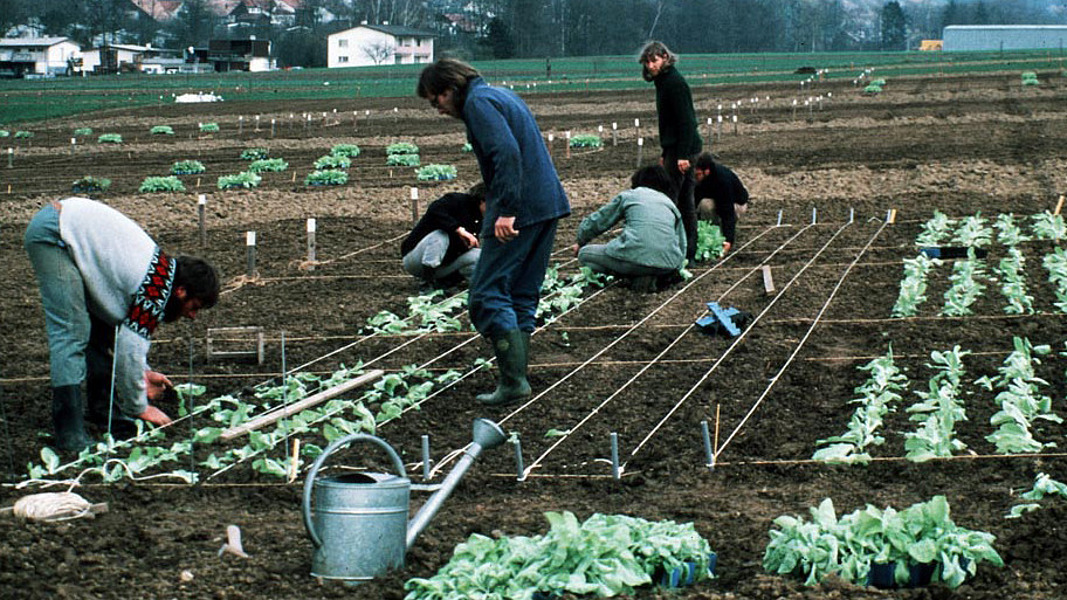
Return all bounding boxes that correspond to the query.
[476,330,532,406]
[52,385,92,453]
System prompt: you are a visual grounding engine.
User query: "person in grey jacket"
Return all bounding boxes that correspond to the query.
[418,57,570,406]
[24,197,219,452]
[571,165,686,288]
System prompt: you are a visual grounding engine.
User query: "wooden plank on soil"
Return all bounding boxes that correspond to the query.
[220,369,384,442]
[761,265,776,295]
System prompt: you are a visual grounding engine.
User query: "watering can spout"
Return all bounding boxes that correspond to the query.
[406,418,506,550]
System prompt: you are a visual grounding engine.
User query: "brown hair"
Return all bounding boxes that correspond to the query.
[416,57,479,102]
[638,41,678,81]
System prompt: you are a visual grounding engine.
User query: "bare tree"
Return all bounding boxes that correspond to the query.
[361,39,394,64]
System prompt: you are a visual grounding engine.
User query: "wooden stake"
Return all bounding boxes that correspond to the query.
[887,208,897,224]
[761,265,776,295]
[713,404,721,458]
[219,369,384,441]
[288,439,301,483]
[1055,195,1065,215]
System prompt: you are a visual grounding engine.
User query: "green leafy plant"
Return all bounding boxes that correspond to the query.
[14,130,33,139]
[139,175,186,193]
[0,130,10,137]
[405,511,713,599]
[71,175,111,194]
[416,164,457,181]
[764,496,1002,589]
[171,160,205,175]
[330,143,361,157]
[199,122,220,132]
[461,142,472,152]
[1032,212,1066,241]
[1022,71,1039,86]
[891,253,939,317]
[386,142,419,155]
[248,158,288,173]
[1007,472,1067,518]
[305,169,348,186]
[1043,247,1067,312]
[903,346,970,462]
[387,153,420,167]
[995,247,1034,315]
[217,171,261,190]
[569,134,603,148]
[916,211,956,246]
[313,154,350,170]
[940,249,986,317]
[97,133,122,144]
[863,83,882,94]
[951,213,992,248]
[240,148,269,160]
[976,337,1058,453]
[994,214,1031,246]
[150,125,174,135]
[694,221,726,262]
[73,127,92,136]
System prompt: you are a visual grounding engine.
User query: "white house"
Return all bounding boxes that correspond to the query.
[0,37,81,77]
[327,24,435,68]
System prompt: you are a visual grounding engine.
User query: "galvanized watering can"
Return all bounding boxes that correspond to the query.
[301,418,506,584]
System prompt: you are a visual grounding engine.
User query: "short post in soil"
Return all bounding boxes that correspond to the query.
[812,207,817,224]
[636,137,643,168]
[246,231,257,277]
[410,187,419,226]
[565,130,571,159]
[421,435,431,480]
[393,107,399,123]
[706,117,713,143]
[306,218,317,270]
[611,122,617,146]
[792,98,798,122]
[255,114,260,132]
[1054,194,1065,215]
[849,207,855,223]
[732,114,738,135]
[547,133,554,160]
[513,435,525,481]
[701,420,713,470]
[777,210,783,227]
[610,432,620,479]
[270,118,276,138]
[352,110,358,130]
[238,115,244,134]
[7,147,12,168]
[713,404,721,468]
[69,137,75,155]
[717,114,723,140]
[198,194,207,248]
[634,117,640,141]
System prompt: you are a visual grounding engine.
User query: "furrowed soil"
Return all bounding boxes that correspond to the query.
[2,70,1067,600]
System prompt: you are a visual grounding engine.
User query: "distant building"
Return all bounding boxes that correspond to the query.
[327,24,435,68]
[943,25,1067,52]
[208,38,274,71]
[0,37,81,77]
[81,43,188,74]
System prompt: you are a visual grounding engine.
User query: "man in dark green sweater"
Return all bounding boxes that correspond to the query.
[639,41,703,264]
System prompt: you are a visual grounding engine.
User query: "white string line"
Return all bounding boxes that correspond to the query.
[512,224,801,478]
[624,221,860,460]
[713,220,889,460]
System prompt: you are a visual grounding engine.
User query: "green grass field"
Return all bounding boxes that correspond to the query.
[1,49,1063,125]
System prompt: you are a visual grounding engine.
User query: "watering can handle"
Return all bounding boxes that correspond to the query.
[301,433,407,549]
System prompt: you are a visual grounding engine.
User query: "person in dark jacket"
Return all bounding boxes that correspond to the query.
[401,184,486,287]
[571,165,685,288]
[639,41,703,264]
[24,197,220,452]
[417,57,570,406]
[694,152,750,254]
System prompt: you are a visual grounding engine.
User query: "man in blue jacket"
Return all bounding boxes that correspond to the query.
[418,58,570,406]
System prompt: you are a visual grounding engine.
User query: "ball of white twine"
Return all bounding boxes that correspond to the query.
[12,492,91,522]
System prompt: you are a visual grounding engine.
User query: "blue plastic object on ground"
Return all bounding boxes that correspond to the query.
[696,302,745,337]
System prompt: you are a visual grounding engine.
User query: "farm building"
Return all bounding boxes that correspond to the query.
[0,37,81,77]
[80,44,191,74]
[943,25,1067,52]
[327,23,435,68]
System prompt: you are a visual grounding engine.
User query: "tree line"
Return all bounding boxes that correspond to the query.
[0,0,1064,68]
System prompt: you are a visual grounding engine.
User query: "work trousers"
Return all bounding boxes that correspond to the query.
[468,219,558,336]
[577,245,675,278]
[665,151,698,263]
[401,230,480,281]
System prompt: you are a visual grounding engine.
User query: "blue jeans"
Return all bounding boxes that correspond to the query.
[24,203,97,388]
[468,219,558,336]
[401,230,480,281]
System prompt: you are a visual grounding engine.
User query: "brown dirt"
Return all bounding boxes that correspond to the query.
[2,71,1067,599]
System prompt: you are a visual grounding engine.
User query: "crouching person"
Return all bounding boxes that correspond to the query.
[24,197,220,453]
[694,152,749,254]
[572,165,686,291]
[401,184,486,289]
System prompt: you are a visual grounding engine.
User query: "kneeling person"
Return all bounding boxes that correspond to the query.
[401,184,486,287]
[572,165,686,288]
[694,153,749,254]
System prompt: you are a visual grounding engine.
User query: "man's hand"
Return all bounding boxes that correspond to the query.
[457,227,479,249]
[735,203,748,216]
[570,243,580,257]
[722,241,732,254]
[138,405,173,426]
[494,216,518,242]
[145,370,172,401]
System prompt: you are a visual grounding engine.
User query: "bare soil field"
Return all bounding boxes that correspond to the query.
[2,70,1067,599]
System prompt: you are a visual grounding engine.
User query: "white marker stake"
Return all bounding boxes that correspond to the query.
[246,231,257,277]
[636,137,644,167]
[306,218,317,270]
[410,187,420,225]
[198,194,207,248]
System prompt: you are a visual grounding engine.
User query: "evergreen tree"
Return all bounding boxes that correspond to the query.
[881,1,907,51]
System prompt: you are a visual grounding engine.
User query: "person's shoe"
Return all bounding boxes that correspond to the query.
[629,275,658,293]
[476,330,532,406]
[656,270,684,291]
[52,385,92,453]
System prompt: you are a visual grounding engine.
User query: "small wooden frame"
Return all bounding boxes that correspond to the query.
[219,369,384,441]
[761,265,776,295]
[206,326,265,365]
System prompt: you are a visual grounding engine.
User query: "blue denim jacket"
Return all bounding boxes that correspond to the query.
[462,77,570,232]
